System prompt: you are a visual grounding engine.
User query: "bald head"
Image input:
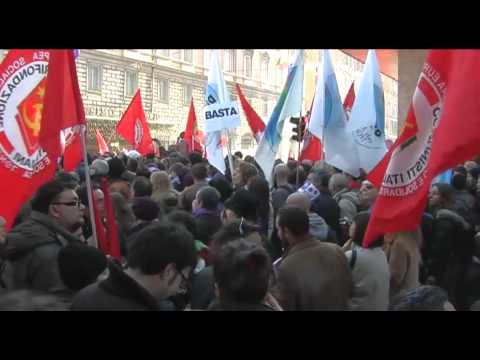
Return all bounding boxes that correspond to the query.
[286,192,311,213]
[274,164,290,184]
[329,173,349,195]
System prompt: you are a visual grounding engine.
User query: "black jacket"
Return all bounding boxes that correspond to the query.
[71,261,160,311]
[194,212,222,246]
[311,192,340,238]
[1,211,82,298]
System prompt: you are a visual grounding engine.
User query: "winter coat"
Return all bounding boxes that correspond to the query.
[345,245,390,311]
[1,211,83,298]
[308,213,329,241]
[272,239,352,311]
[333,188,360,223]
[384,230,422,299]
[71,261,160,311]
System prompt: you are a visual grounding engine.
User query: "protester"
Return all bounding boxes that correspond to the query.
[209,239,278,311]
[72,221,197,311]
[271,164,295,214]
[343,212,390,311]
[131,176,153,198]
[272,206,352,310]
[1,180,86,297]
[247,176,273,237]
[108,157,132,200]
[358,180,379,211]
[151,170,179,214]
[286,192,329,241]
[232,161,258,190]
[179,163,209,212]
[329,173,360,225]
[389,285,455,311]
[192,187,222,246]
[308,170,341,240]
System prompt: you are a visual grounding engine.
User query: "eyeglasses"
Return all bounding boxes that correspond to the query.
[52,200,82,208]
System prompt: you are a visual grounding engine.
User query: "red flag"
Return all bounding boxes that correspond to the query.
[91,187,109,254]
[299,95,323,162]
[343,81,356,120]
[0,50,57,229]
[116,89,153,156]
[364,50,480,247]
[95,128,110,155]
[235,83,266,143]
[184,99,204,153]
[62,126,83,172]
[100,177,121,259]
[39,49,85,164]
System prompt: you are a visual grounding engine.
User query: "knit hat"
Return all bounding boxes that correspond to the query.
[57,243,108,291]
[131,197,160,221]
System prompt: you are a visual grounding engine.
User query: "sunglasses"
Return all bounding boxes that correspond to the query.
[52,199,82,208]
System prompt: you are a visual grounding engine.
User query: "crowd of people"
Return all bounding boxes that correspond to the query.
[1,142,479,311]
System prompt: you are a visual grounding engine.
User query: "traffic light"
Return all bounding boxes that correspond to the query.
[290,116,306,142]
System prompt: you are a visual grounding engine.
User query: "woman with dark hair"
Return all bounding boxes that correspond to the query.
[342,211,390,311]
[425,183,474,310]
[247,176,273,238]
[209,239,279,311]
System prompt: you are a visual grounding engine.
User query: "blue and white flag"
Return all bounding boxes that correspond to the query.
[433,169,453,185]
[255,50,304,182]
[205,50,229,174]
[313,50,360,177]
[347,49,387,173]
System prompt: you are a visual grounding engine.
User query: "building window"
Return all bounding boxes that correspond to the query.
[262,100,268,117]
[261,54,269,83]
[224,49,236,73]
[183,84,192,105]
[87,63,102,92]
[157,78,169,103]
[244,50,253,78]
[241,133,254,150]
[183,49,193,63]
[159,49,169,57]
[125,70,138,97]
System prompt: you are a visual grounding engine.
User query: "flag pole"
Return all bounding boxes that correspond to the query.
[224,129,235,179]
[80,125,98,248]
[296,49,305,188]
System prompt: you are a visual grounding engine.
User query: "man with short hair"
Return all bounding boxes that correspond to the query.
[72,221,197,311]
[271,164,295,214]
[272,206,352,311]
[132,176,153,198]
[179,163,209,212]
[309,170,341,239]
[2,180,86,297]
[192,187,222,246]
[286,193,329,241]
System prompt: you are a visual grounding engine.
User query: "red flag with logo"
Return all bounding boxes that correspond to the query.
[364,50,480,247]
[0,50,61,229]
[184,99,204,153]
[62,126,83,172]
[235,83,266,143]
[39,49,85,166]
[343,82,355,120]
[95,128,110,155]
[116,89,153,156]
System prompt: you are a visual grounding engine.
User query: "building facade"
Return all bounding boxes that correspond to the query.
[0,49,398,156]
